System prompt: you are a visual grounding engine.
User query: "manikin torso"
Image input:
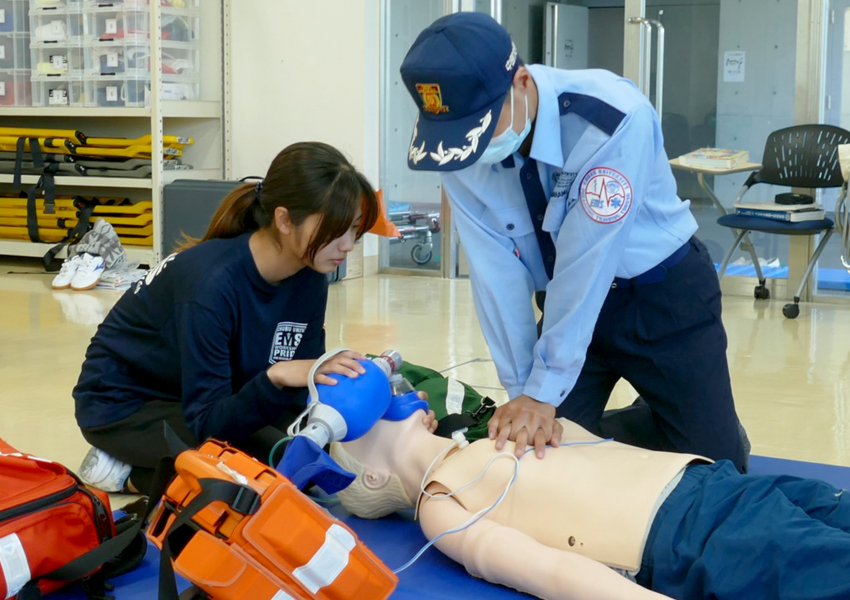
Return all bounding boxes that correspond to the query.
[420,419,709,571]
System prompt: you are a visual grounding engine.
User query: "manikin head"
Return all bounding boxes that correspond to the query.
[330,410,433,519]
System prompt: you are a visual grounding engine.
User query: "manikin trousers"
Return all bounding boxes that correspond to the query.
[638,461,850,600]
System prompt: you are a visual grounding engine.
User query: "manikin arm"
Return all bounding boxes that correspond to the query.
[418,496,673,600]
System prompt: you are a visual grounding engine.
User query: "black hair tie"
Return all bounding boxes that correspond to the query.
[254,180,264,202]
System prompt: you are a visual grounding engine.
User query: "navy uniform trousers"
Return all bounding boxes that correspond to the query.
[638,460,850,599]
[551,236,747,472]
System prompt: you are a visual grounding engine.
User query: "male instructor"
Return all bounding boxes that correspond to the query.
[400,12,746,471]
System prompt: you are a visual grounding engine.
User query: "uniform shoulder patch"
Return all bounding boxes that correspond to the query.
[579,167,633,224]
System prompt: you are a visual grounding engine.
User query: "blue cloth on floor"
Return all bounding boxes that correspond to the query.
[48,455,850,600]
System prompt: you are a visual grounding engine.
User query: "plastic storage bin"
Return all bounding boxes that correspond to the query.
[31,42,84,76]
[85,39,147,75]
[86,73,146,107]
[30,5,85,45]
[0,69,30,105]
[0,33,29,69]
[31,74,85,106]
[0,1,29,106]
[86,5,148,42]
[0,0,28,34]
[161,73,195,101]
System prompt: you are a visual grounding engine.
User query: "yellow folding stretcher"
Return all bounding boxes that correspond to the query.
[0,227,153,246]
[0,137,182,159]
[0,128,192,150]
[0,195,154,247]
[0,212,152,228]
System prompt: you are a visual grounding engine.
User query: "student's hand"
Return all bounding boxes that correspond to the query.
[488,394,563,459]
[267,352,367,389]
[417,391,439,433]
[311,351,367,385]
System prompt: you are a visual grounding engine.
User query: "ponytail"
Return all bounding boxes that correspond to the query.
[175,182,260,251]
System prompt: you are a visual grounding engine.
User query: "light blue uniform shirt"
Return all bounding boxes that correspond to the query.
[441,64,698,407]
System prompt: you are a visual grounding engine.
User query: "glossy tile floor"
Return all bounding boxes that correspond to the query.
[3,258,850,492]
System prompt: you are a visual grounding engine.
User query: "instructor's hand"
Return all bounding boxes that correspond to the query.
[488,394,563,459]
[267,352,367,389]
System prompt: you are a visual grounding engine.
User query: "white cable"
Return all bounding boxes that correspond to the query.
[394,451,520,574]
[418,440,460,500]
[285,347,352,438]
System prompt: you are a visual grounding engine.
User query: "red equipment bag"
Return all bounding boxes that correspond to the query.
[0,438,145,599]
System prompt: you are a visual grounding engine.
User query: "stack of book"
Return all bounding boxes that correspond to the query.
[679,148,750,169]
[734,201,825,223]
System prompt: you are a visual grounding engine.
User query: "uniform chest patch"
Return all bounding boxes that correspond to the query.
[269,321,307,364]
[579,167,633,224]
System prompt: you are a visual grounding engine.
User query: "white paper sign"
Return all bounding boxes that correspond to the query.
[50,54,68,72]
[105,19,118,35]
[49,88,69,106]
[0,10,6,24]
[106,86,118,102]
[106,51,119,67]
[724,51,745,83]
[0,46,5,61]
[0,82,6,97]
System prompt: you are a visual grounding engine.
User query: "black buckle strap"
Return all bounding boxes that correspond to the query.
[158,478,261,600]
[435,397,497,438]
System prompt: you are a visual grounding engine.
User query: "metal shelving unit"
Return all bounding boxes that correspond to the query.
[0,0,226,266]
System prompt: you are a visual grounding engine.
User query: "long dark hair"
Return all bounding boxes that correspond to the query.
[180,142,378,260]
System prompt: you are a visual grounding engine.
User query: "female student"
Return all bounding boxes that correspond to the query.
[73,141,378,494]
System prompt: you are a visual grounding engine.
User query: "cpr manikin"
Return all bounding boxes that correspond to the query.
[331,412,850,600]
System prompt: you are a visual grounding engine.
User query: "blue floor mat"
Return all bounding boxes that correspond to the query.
[50,455,850,599]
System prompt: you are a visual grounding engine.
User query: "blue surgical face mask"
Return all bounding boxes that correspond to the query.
[477,87,532,165]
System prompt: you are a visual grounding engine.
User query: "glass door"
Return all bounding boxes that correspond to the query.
[627,0,800,287]
[817,0,850,296]
[379,0,451,274]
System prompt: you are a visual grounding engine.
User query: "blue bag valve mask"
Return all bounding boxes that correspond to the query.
[279,348,426,491]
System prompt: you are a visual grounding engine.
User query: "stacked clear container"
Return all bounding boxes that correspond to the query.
[0,0,31,106]
[30,0,86,106]
[83,0,199,108]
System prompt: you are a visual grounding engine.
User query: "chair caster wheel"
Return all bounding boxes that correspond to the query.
[782,303,800,319]
[754,284,770,300]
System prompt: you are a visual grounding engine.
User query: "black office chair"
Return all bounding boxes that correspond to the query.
[716,124,850,319]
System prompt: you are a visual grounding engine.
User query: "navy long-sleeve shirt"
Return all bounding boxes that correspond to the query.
[73,233,327,442]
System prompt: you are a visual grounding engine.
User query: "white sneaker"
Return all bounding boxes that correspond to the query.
[78,447,132,493]
[51,254,83,290]
[71,253,106,291]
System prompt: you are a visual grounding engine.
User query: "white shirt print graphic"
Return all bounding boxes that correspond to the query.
[269,321,307,364]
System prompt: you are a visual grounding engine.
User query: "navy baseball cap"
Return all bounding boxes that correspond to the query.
[400,12,519,172]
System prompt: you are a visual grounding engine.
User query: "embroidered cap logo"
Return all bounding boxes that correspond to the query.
[415,84,450,114]
[505,41,518,71]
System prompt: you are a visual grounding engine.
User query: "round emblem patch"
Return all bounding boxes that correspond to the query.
[579,167,633,224]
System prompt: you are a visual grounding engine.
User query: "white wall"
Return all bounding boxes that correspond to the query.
[229,0,380,257]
